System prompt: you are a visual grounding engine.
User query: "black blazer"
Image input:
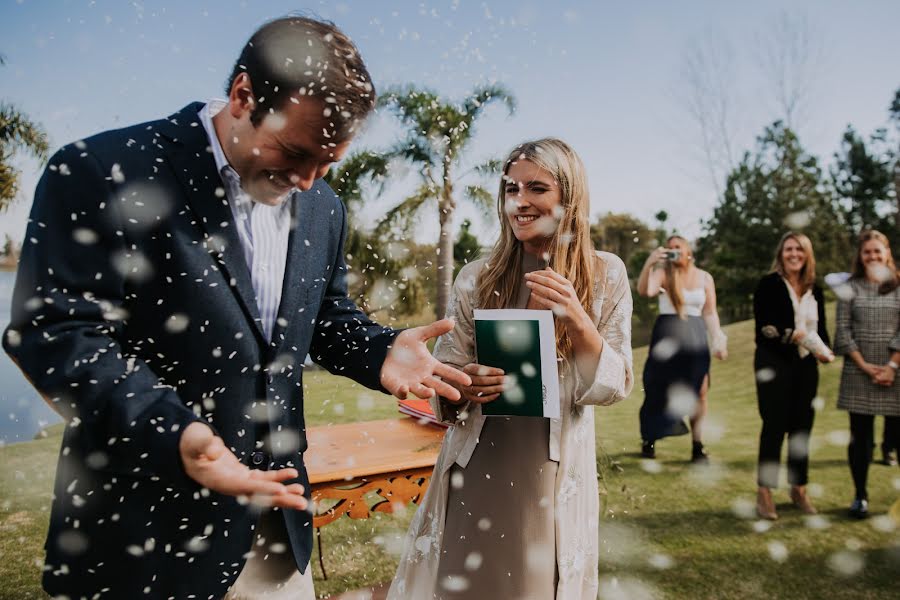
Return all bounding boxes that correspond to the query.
[3,103,398,599]
[753,272,830,363]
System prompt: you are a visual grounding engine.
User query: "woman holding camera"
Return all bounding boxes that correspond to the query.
[753,232,833,520]
[637,236,728,463]
[833,230,900,518]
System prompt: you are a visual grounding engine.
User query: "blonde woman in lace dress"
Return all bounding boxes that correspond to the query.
[388,138,633,599]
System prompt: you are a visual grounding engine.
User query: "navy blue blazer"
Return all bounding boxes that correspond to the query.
[4,102,398,598]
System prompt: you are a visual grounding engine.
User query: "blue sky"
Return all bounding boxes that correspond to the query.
[1,0,898,244]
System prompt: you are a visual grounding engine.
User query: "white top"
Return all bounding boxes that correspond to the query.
[783,278,819,358]
[198,99,293,342]
[659,287,706,317]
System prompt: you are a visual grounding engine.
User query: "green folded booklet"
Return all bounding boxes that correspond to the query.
[473,309,561,418]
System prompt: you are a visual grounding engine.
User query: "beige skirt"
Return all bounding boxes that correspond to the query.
[434,415,558,599]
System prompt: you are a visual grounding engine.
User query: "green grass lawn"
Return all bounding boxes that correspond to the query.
[1,312,898,599]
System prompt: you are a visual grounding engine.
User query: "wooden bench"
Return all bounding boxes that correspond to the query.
[305,417,446,578]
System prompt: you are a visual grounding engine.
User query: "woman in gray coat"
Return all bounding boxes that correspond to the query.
[834,230,900,518]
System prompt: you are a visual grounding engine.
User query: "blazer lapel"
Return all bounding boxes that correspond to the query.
[159,104,266,344]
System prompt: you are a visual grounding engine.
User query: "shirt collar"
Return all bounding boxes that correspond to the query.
[198,99,232,178]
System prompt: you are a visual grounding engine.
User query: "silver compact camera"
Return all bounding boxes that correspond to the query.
[664,249,681,261]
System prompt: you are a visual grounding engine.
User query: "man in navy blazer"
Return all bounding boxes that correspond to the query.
[3,16,470,599]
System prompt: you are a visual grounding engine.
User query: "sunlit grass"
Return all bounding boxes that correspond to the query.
[2,311,898,598]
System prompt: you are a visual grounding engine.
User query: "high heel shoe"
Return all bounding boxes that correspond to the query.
[756,486,778,520]
[790,485,817,515]
[691,441,709,464]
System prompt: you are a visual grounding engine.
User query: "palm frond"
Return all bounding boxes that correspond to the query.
[464,185,497,218]
[388,138,439,173]
[448,85,516,151]
[0,103,49,162]
[469,158,504,178]
[0,160,19,210]
[377,85,443,133]
[461,84,517,122]
[374,183,439,237]
[323,150,392,209]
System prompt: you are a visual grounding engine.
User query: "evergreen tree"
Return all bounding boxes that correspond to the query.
[889,86,900,241]
[697,122,850,318]
[831,125,895,244]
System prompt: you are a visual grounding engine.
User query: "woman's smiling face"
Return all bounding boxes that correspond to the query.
[503,159,562,254]
[781,236,807,276]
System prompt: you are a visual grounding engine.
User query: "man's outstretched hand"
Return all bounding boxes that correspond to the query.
[380,318,472,401]
[179,422,307,510]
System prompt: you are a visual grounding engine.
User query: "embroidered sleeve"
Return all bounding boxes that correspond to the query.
[574,253,634,406]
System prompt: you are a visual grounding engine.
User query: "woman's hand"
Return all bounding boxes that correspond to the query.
[859,361,880,379]
[872,365,896,387]
[814,351,835,364]
[524,268,593,333]
[645,247,669,268]
[792,329,834,363]
[453,363,506,404]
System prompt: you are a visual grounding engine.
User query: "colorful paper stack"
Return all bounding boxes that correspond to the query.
[397,398,448,428]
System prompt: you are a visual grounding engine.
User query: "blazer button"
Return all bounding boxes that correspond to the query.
[251,451,266,466]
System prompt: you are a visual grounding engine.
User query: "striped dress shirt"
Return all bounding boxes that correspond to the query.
[199,100,292,342]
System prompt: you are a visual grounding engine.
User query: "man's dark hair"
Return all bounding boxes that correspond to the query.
[226,15,376,139]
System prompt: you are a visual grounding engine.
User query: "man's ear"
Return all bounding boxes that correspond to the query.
[228,72,255,119]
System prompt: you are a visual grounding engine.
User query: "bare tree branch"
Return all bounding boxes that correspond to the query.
[674,30,741,198]
[753,11,826,132]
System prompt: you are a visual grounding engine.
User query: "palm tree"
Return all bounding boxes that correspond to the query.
[324,152,430,319]
[0,55,50,211]
[350,84,516,319]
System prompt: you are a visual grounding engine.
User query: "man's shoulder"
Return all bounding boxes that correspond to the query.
[294,180,343,220]
[59,102,206,161]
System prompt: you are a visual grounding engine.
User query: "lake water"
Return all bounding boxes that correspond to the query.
[0,269,61,444]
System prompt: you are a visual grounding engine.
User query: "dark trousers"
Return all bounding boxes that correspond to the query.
[755,351,818,488]
[882,417,899,454]
[848,413,900,500]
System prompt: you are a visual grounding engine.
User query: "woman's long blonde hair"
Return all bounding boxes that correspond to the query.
[770,231,817,294]
[664,235,691,318]
[851,229,899,294]
[476,138,595,358]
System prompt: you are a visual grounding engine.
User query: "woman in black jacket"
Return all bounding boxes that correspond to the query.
[753,232,833,520]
